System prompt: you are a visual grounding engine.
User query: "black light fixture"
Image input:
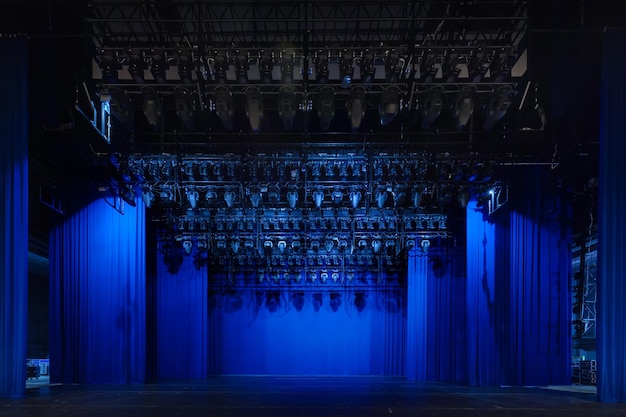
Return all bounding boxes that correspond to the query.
[347,86,366,131]
[281,50,294,84]
[467,49,490,83]
[420,88,443,130]
[177,53,193,84]
[235,51,249,84]
[259,52,273,84]
[141,86,162,130]
[174,87,195,131]
[99,53,119,83]
[214,86,234,131]
[340,51,354,85]
[317,86,335,131]
[150,51,168,84]
[213,54,228,84]
[245,87,264,133]
[379,86,400,126]
[315,53,329,84]
[359,51,376,83]
[453,87,475,131]
[385,51,402,83]
[128,51,146,83]
[483,85,512,130]
[278,86,297,130]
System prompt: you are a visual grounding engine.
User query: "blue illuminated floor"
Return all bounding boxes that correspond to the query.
[3,376,626,416]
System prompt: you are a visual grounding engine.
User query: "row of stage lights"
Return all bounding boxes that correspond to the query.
[139,182,468,211]
[129,155,493,183]
[97,47,516,132]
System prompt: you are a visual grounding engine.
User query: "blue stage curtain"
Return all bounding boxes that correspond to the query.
[0,36,29,399]
[494,167,571,387]
[406,247,428,380]
[598,29,626,403]
[466,201,498,385]
[155,255,208,379]
[49,197,146,384]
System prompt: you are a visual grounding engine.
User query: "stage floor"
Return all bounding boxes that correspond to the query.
[3,376,626,416]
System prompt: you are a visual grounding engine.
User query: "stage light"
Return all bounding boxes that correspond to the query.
[340,51,354,84]
[231,238,240,254]
[214,86,234,131]
[317,86,335,131]
[278,86,297,130]
[177,54,193,84]
[182,240,193,255]
[442,50,461,83]
[360,52,376,83]
[150,52,168,84]
[331,187,343,204]
[483,86,512,130]
[315,54,329,83]
[213,54,228,83]
[174,87,195,130]
[321,272,329,283]
[379,86,400,126]
[286,187,299,208]
[324,240,335,253]
[291,239,301,252]
[281,51,294,84]
[277,240,287,254]
[453,88,475,131]
[99,54,119,83]
[437,186,454,208]
[245,87,264,133]
[384,51,402,83]
[420,88,443,130]
[141,188,154,208]
[312,187,324,208]
[411,186,422,209]
[186,187,200,208]
[467,49,490,83]
[393,185,407,207]
[420,239,430,253]
[235,52,249,84]
[128,51,145,83]
[197,239,208,251]
[159,187,175,203]
[141,86,162,130]
[347,87,366,131]
[249,187,262,208]
[349,188,361,209]
[259,52,273,83]
[224,188,237,208]
[457,188,470,208]
[375,187,387,209]
[205,187,218,203]
[267,186,280,203]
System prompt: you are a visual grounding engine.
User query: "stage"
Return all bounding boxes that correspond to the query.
[2,377,625,417]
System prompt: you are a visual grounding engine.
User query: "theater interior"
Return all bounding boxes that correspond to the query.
[2,0,626,415]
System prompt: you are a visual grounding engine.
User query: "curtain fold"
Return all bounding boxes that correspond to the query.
[0,36,29,399]
[49,197,146,384]
[466,202,498,385]
[597,28,626,403]
[406,247,428,380]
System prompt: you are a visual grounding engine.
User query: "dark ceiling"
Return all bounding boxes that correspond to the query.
[2,0,612,264]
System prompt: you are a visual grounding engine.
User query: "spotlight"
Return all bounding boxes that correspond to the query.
[99,54,120,83]
[421,88,443,130]
[249,187,262,208]
[457,188,470,208]
[177,54,193,84]
[384,52,402,83]
[411,186,422,209]
[347,87,366,131]
[420,239,430,253]
[483,86,512,130]
[182,240,193,255]
[278,86,297,131]
[174,87,195,130]
[141,188,154,208]
[316,54,329,83]
[141,86,162,130]
[150,52,168,84]
[349,187,361,209]
[231,238,241,254]
[224,187,237,208]
[379,86,400,126]
[317,86,335,131]
[213,55,228,83]
[214,86,234,131]
[467,49,490,83]
[453,87,475,131]
[259,52,273,83]
[128,51,145,83]
[281,51,294,84]
[312,186,324,209]
[375,187,387,209]
[245,87,264,133]
[159,187,175,203]
[331,187,343,204]
[235,52,249,84]
[286,187,299,208]
[186,188,200,208]
[119,185,137,207]
[340,51,354,85]
[359,52,376,83]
